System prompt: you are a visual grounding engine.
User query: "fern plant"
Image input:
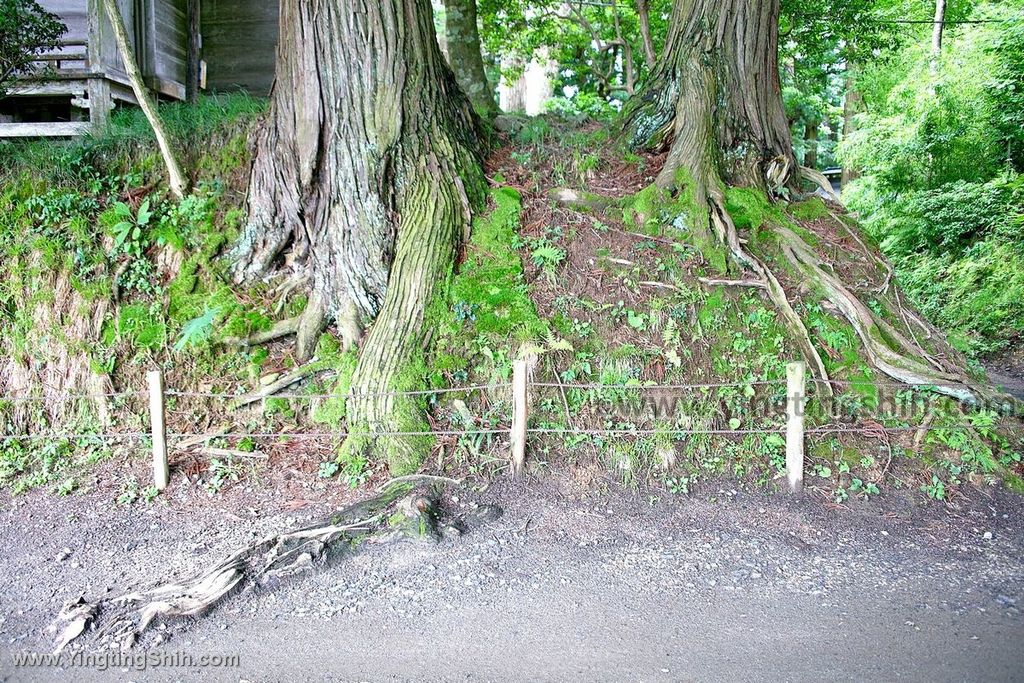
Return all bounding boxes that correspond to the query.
[174,306,220,351]
[530,242,566,281]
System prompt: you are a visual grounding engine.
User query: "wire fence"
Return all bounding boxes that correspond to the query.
[164,382,511,401]
[0,370,1005,444]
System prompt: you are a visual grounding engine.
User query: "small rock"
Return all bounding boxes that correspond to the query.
[493,114,524,134]
[983,531,993,540]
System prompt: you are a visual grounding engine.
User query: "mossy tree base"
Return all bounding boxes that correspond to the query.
[611,0,988,403]
[231,0,487,474]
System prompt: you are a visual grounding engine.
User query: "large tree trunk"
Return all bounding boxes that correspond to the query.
[931,0,947,61]
[500,57,528,113]
[232,0,486,474]
[622,0,797,195]
[635,0,657,68]
[443,0,499,119]
[803,121,819,169]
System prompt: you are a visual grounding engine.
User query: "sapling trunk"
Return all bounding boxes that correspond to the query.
[100,0,187,200]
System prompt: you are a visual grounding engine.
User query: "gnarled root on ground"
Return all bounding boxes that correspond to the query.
[48,478,501,653]
[773,225,982,403]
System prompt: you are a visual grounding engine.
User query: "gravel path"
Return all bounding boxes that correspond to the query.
[1,476,1022,681]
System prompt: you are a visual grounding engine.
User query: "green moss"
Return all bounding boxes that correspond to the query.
[726,187,821,250]
[620,170,727,272]
[698,288,727,328]
[790,197,831,222]
[427,186,547,383]
[455,187,545,337]
[314,348,359,425]
[622,170,696,235]
[724,187,779,231]
[102,303,167,351]
[1005,473,1024,495]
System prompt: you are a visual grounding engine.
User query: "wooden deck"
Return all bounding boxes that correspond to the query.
[2,0,192,138]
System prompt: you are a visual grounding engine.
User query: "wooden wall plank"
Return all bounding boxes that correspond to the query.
[0,122,93,137]
[38,0,90,46]
[200,0,278,95]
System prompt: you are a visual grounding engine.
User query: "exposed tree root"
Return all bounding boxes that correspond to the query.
[550,168,992,407]
[271,273,311,315]
[49,480,501,653]
[774,225,980,403]
[708,196,834,397]
[294,291,328,362]
[800,166,839,202]
[229,361,332,410]
[223,315,300,348]
[640,280,684,292]
[696,277,767,290]
[822,208,897,295]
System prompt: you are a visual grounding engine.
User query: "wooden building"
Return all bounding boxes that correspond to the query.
[0,0,279,138]
[201,0,277,95]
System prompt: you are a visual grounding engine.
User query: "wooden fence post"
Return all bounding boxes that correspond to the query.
[148,370,169,491]
[511,359,528,478]
[785,361,806,493]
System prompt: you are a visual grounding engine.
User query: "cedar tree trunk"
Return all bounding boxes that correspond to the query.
[803,121,819,169]
[841,62,863,188]
[635,0,657,68]
[443,0,499,118]
[233,0,486,474]
[622,0,797,195]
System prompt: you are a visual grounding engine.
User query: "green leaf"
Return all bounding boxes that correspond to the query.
[174,306,221,351]
[136,198,152,226]
[728,417,741,430]
[626,310,646,330]
[113,221,132,247]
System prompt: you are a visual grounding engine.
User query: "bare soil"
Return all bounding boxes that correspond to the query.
[1,470,1022,681]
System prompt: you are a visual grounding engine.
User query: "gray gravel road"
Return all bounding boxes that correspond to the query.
[1,478,1022,682]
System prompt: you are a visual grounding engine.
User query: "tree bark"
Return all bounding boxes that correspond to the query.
[931,0,947,62]
[622,0,797,195]
[101,0,187,199]
[501,57,528,113]
[443,0,499,119]
[613,2,636,94]
[616,0,978,402]
[233,0,486,474]
[841,62,863,188]
[619,0,825,379]
[803,121,819,169]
